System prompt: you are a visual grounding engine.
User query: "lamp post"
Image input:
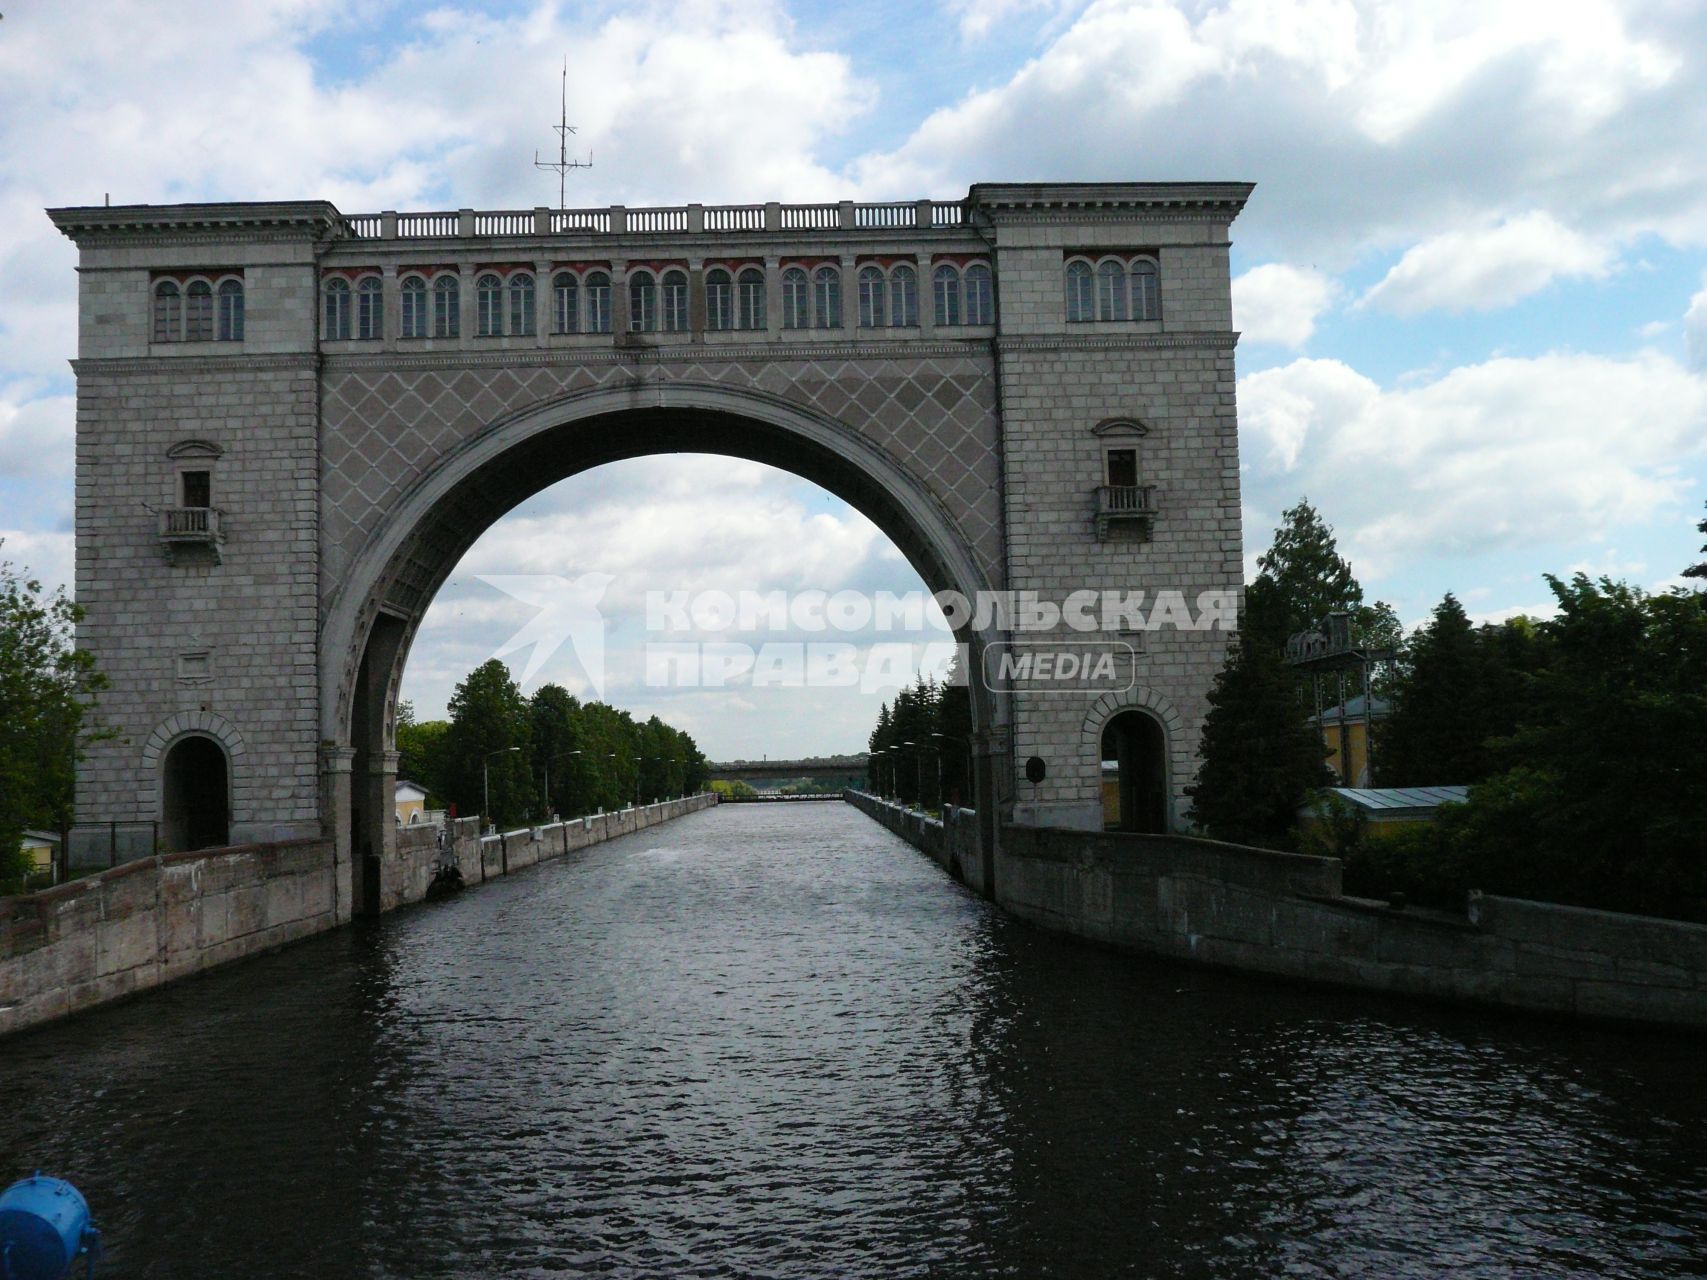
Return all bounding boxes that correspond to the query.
[867,750,883,796]
[542,749,581,818]
[483,746,520,830]
[901,741,925,807]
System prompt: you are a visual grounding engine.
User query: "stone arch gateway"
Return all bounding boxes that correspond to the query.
[50,181,1252,901]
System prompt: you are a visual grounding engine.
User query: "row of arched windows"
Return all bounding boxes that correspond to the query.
[319,261,997,341]
[153,278,244,343]
[1066,256,1161,323]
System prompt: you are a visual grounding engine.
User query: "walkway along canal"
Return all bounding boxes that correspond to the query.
[2,802,1706,1279]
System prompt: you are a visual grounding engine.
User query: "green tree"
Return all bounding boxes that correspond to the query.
[1686,500,1707,580]
[1187,586,1333,847]
[445,659,533,826]
[529,683,588,817]
[1251,499,1363,647]
[1444,576,1707,919]
[395,701,452,805]
[1378,594,1487,784]
[1,555,106,857]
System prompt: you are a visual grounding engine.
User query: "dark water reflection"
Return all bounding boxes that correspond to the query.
[3,804,1703,1278]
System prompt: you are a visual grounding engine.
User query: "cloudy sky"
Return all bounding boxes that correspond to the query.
[3,0,1705,759]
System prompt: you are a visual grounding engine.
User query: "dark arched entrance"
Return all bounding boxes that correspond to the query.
[162,735,230,851]
[1100,710,1167,833]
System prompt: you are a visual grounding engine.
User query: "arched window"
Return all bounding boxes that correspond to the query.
[217,279,245,341]
[933,264,961,326]
[355,277,381,340]
[1131,258,1160,321]
[185,280,214,341]
[891,264,918,327]
[813,266,840,329]
[857,267,885,329]
[323,278,351,340]
[153,281,181,343]
[782,267,810,329]
[661,269,689,332]
[1065,260,1094,323]
[509,272,535,336]
[965,263,993,325]
[400,276,428,338]
[476,273,503,336]
[705,269,733,331]
[1097,260,1127,321]
[585,271,612,333]
[628,270,657,332]
[553,272,579,334]
[737,267,766,330]
[432,275,460,338]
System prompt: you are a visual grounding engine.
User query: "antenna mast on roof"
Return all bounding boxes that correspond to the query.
[534,58,592,210]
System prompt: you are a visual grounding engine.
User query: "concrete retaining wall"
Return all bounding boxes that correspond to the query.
[844,790,985,895]
[1,794,718,1038]
[849,793,1707,1030]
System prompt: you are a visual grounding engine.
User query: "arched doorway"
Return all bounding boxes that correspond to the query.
[162,735,230,851]
[1100,710,1167,834]
[323,385,1010,914]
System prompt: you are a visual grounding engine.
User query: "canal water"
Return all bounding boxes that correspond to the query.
[4,804,1704,1278]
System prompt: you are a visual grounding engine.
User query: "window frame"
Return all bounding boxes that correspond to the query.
[781,267,810,329]
[552,271,580,334]
[1065,259,1095,323]
[628,269,657,333]
[185,279,214,342]
[857,266,885,329]
[354,277,381,341]
[964,263,993,326]
[153,280,182,343]
[509,272,536,336]
[933,264,961,326]
[323,277,352,341]
[1131,257,1160,322]
[736,267,766,331]
[432,274,460,339]
[661,269,689,333]
[216,278,245,342]
[705,268,734,332]
[890,264,918,328]
[813,265,840,329]
[585,271,612,334]
[475,273,503,337]
[400,275,428,339]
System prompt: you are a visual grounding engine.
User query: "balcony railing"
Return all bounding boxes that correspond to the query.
[341,199,966,240]
[159,506,223,561]
[1094,485,1159,541]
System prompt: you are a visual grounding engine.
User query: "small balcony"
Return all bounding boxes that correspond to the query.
[159,506,224,562]
[1094,484,1158,541]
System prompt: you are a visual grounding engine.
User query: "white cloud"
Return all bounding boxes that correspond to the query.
[1686,271,1707,370]
[1232,262,1336,346]
[1239,350,1707,565]
[854,0,1705,264]
[1361,212,1615,315]
[947,0,1086,40]
[0,393,75,479]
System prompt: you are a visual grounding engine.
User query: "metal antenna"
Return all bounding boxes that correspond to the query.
[534,59,592,210]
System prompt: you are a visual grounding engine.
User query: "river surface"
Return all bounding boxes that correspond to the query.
[3,804,1705,1279]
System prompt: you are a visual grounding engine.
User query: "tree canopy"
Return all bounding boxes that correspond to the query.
[1,555,105,862]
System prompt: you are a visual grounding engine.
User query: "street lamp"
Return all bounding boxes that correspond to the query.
[901,741,925,806]
[483,746,520,830]
[931,732,968,806]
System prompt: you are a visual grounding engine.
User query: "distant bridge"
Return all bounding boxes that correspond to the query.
[705,758,869,784]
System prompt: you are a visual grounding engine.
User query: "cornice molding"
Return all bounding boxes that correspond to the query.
[996,332,1238,353]
[318,339,1000,372]
[71,353,321,375]
[47,201,348,245]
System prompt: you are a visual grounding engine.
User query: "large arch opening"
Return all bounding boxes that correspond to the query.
[1099,710,1167,834]
[161,734,230,852]
[323,384,1009,914]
